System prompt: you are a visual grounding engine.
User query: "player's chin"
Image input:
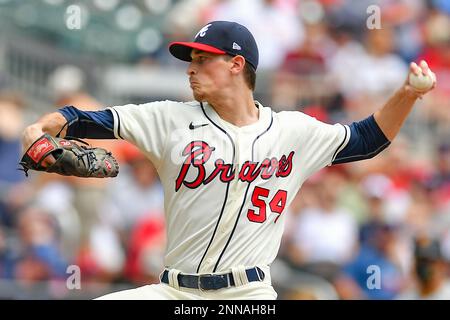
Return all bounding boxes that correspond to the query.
[192,90,205,102]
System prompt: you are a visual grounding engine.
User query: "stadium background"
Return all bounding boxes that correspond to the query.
[0,0,449,300]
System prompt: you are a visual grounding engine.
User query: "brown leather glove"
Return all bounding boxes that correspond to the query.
[19,133,119,178]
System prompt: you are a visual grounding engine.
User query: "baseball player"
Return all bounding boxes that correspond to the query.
[21,21,436,299]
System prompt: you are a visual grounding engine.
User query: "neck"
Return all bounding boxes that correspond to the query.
[206,88,258,127]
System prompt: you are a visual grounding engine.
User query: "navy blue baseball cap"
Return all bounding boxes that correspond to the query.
[169,21,259,70]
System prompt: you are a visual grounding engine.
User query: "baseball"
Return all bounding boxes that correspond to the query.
[408,71,436,92]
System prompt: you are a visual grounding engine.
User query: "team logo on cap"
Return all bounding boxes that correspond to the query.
[195,24,211,39]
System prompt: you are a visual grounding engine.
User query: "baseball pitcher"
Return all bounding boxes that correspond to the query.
[21,21,436,299]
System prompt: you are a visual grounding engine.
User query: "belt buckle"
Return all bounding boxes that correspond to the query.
[198,274,213,291]
[198,273,231,291]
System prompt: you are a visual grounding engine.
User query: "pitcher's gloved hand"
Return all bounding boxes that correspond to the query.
[19,133,119,178]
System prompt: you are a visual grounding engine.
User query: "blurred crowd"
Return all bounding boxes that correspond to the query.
[0,0,449,299]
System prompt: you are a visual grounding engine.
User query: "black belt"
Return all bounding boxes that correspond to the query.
[160,267,265,291]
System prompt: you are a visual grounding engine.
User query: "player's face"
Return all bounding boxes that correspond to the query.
[187,50,232,101]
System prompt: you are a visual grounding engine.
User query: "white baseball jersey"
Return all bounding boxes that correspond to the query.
[108,100,350,274]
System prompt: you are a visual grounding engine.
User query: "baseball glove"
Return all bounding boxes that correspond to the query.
[19,133,119,178]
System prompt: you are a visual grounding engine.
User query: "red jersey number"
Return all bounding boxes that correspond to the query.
[247,187,287,223]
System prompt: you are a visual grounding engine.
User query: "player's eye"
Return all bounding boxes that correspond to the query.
[195,56,208,64]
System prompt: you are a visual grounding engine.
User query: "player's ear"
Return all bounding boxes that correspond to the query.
[230,55,245,74]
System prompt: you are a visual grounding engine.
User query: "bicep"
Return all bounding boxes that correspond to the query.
[108,102,171,168]
[282,111,350,176]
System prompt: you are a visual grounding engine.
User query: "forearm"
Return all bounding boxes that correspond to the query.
[373,85,420,141]
[22,112,68,152]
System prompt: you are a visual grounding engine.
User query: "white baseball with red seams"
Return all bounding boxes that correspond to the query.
[408,70,436,92]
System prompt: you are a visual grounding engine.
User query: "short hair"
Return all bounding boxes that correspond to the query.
[223,55,256,91]
[243,63,256,91]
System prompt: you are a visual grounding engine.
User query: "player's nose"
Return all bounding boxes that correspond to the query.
[186,62,197,76]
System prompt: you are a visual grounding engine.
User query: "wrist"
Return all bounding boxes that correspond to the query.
[22,124,44,153]
[402,84,423,100]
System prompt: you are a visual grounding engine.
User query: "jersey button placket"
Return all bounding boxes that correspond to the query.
[204,258,213,269]
[220,223,231,234]
[231,132,241,191]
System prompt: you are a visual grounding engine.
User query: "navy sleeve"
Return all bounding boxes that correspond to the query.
[57,105,116,139]
[332,115,391,165]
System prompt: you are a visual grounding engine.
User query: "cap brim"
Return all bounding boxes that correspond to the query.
[169,42,226,62]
